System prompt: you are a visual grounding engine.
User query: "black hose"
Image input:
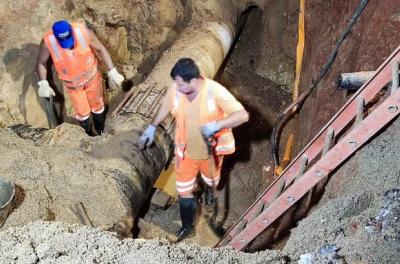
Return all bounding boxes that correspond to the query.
[271,0,370,167]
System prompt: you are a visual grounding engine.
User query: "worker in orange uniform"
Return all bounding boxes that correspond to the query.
[36,20,124,135]
[138,58,249,241]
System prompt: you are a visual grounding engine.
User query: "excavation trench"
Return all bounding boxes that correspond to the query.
[1,1,400,263]
[1,0,277,238]
[1,0,303,250]
[0,0,306,251]
[134,4,298,249]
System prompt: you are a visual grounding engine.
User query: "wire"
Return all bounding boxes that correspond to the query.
[271,0,370,167]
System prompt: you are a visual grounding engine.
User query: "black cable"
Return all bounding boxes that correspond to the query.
[271,0,370,168]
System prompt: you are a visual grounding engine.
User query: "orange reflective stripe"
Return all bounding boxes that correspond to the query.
[74,27,88,50]
[63,67,98,88]
[206,85,217,114]
[48,35,61,60]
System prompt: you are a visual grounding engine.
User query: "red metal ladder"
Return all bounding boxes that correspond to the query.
[216,45,400,250]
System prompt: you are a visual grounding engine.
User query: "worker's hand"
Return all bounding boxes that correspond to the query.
[200,121,220,138]
[37,80,56,98]
[107,68,125,88]
[138,124,157,149]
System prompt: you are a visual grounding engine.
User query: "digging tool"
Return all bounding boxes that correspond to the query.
[43,95,57,129]
[73,202,93,227]
[201,133,225,237]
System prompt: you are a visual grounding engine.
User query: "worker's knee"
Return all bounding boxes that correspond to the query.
[200,173,220,187]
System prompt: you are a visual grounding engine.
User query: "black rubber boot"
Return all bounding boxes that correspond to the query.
[176,197,196,242]
[204,186,214,206]
[78,119,94,136]
[92,111,106,135]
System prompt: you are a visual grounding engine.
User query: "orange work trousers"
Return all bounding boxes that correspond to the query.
[174,155,223,195]
[65,72,104,120]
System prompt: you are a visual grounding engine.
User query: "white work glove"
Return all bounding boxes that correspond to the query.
[107,68,125,87]
[138,125,157,149]
[37,80,55,98]
[200,121,220,139]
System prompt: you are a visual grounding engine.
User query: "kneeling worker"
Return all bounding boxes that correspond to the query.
[138,58,249,241]
[36,20,124,135]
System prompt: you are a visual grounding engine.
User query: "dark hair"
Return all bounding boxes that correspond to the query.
[170,58,200,82]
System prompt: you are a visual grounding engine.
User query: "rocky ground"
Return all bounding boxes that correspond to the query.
[280,117,400,263]
[0,221,281,264]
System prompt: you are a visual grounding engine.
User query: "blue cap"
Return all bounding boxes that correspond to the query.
[52,20,74,49]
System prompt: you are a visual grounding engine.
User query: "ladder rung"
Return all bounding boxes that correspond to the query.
[391,60,399,95]
[295,154,308,181]
[355,97,365,124]
[322,127,335,155]
[251,201,265,221]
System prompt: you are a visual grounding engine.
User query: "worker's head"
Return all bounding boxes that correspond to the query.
[170,58,201,95]
[52,20,74,49]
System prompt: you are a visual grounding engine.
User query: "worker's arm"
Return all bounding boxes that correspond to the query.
[35,40,55,98]
[150,95,173,127]
[87,28,125,87]
[138,86,174,149]
[200,82,249,138]
[87,29,114,71]
[216,108,249,129]
[36,39,50,81]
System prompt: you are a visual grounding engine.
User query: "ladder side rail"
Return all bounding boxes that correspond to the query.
[217,46,400,247]
[228,88,400,250]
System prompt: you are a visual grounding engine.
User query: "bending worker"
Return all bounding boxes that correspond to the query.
[36,20,124,135]
[138,58,249,241]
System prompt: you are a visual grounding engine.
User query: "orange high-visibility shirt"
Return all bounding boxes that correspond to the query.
[167,77,244,159]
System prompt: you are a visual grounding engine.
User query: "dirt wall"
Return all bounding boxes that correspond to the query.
[297,0,400,150]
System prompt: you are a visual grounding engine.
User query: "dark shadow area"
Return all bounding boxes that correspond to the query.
[213,6,292,230]
[3,43,40,124]
[11,184,25,212]
[3,43,65,126]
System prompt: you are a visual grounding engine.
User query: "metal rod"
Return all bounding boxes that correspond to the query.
[132,86,154,113]
[147,89,166,117]
[74,202,93,227]
[112,89,134,115]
